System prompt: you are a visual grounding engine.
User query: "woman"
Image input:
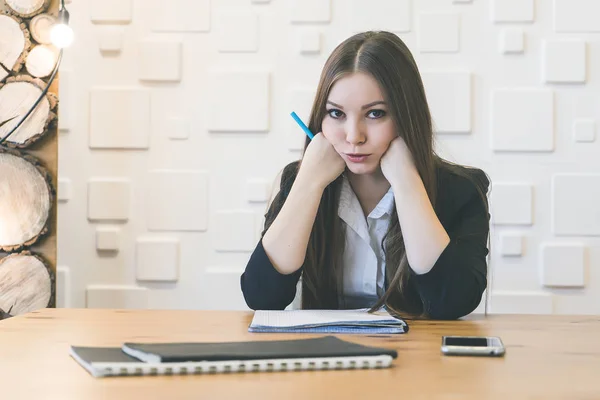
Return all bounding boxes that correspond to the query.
[240,31,490,320]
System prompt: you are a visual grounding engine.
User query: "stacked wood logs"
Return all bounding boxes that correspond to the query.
[0,0,58,319]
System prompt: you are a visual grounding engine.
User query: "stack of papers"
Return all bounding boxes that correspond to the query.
[248,308,408,334]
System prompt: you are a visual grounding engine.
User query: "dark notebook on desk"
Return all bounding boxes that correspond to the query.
[122,335,398,362]
[70,336,397,378]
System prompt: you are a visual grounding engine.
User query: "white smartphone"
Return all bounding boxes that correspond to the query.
[441,336,505,357]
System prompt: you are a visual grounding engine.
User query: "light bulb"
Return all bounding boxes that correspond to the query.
[51,7,73,49]
[50,23,74,48]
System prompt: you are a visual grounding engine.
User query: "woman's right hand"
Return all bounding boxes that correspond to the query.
[298,133,346,189]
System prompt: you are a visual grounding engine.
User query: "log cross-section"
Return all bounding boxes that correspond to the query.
[0,252,54,316]
[0,14,29,83]
[0,75,57,147]
[5,0,51,18]
[0,148,53,252]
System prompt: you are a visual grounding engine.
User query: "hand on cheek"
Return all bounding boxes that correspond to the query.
[380,136,417,183]
[299,132,346,189]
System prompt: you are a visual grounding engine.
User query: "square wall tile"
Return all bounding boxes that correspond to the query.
[247,178,270,203]
[491,0,534,22]
[553,0,600,32]
[138,40,182,82]
[89,88,151,149]
[98,26,124,53]
[290,0,330,23]
[552,174,600,236]
[418,14,460,53]
[350,0,410,33]
[542,40,586,83]
[297,29,321,54]
[57,177,72,202]
[136,237,180,281]
[163,117,190,140]
[573,119,596,143]
[56,266,71,308]
[491,183,533,225]
[88,179,131,221]
[491,89,554,152]
[207,70,270,132]
[151,0,210,32]
[214,211,258,252]
[86,285,148,309]
[540,243,585,287]
[422,71,471,133]
[152,113,190,140]
[217,10,259,53]
[499,29,524,54]
[96,227,120,251]
[500,233,523,256]
[146,170,209,231]
[90,0,132,23]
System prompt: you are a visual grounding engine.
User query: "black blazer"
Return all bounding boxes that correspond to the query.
[240,160,490,320]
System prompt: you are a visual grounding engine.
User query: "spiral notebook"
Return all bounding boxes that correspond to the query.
[70,336,397,378]
[248,308,408,334]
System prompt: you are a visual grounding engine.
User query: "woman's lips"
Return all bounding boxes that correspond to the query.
[345,153,370,163]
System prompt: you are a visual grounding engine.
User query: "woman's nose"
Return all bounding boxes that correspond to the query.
[345,120,366,145]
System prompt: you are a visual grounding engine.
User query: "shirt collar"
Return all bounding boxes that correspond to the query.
[369,185,395,219]
[338,175,368,241]
[338,175,395,236]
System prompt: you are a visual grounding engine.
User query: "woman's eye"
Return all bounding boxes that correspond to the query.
[327,109,344,119]
[367,109,386,119]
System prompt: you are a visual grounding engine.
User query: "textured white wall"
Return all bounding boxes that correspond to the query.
[55,0,600,315]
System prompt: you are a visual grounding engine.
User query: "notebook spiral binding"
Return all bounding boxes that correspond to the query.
[91,355,393,377]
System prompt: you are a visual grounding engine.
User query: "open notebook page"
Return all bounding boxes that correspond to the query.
[250,308,405,328]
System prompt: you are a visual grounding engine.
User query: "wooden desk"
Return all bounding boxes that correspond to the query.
[0,308,598,399]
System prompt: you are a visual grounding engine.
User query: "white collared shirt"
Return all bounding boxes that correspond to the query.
[289,175,395,310]
[337,175,395,309]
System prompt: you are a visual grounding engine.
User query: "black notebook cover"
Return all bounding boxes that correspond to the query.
[72,347,142,363]
[122,336,398,363]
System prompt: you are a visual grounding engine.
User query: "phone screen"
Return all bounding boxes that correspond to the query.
[444,337,489,347]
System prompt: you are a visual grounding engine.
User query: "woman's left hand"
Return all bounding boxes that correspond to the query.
[380,136,417,184]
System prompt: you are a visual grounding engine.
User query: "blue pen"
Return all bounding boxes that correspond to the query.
[290,111,314,140]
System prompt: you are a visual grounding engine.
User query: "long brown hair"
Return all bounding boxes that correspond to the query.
[270,31,489,317]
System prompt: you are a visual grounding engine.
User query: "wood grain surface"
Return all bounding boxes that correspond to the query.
[0,308,598,400]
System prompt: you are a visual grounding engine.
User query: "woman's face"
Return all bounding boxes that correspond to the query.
[321,72,397,176]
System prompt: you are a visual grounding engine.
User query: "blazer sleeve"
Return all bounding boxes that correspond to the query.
[240,163,303,310]
[411,170,490,320]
